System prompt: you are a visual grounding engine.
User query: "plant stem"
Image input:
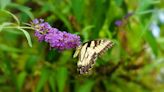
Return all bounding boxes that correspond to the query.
[2,26,34,30]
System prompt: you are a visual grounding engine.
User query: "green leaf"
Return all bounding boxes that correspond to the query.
[136,0,160,14]
[48,1,73,32]
[17,72,27,91]
[36,68,49,92]
[77,80,95,92]
[49,74,56,92]
[0,22,15,32]
[17,28,32,47]
[59,51,72,64]
[82,25,94,42]
[0,44,21,52]
[0,10,20,25]
[25,55,38,73]
[137,10,158,56]
[144,31,158,56]
[71,0,85,22]
[0,0,11,9]
[90,0,110,38]
[115,0,123,6]
[3,60,18,91]
[4,28,22,35]
[9,3,34,20]
[56,67,68,92]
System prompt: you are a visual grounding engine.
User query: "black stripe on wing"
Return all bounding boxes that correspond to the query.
[76,39,114,74]
[98,41,114,56]
[77,52,98,74]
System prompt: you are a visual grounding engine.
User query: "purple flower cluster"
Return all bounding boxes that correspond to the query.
[32,19,81,50]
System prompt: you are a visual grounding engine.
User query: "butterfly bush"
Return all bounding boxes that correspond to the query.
[32,19,81,50]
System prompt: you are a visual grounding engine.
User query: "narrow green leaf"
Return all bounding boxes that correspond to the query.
[9,3,34,20]
[0,44,21,52]
[144,31,158,56]
[71,0,85,22]
[91,0,110,38]
[1,10,20,25]
[49,74,56,92]
[3,60,18,91]
[4,28,22,35]
[115,0,123,6]
[36,68,49,92]
[48,1,73,32]
[17,72,27,91]
[77,80,95,92]
[136,0,160,13]
[82,25,94,41]
[0,0,11,9]
[17,28,32,47]
[59,51,72,64]
[25,55,38,73]
[137,10,158,56]
[0,22,15,32]
[56,67,68,92]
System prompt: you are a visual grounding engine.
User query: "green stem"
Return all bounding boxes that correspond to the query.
[2,26,34,30]
[135,9,156,15]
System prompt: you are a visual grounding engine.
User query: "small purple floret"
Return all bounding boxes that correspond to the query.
[115,20,123,26]
[31,19,81,50]
[32,19,39,24]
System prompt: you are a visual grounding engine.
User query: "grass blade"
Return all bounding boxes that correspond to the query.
[56,67,68,92]
[36,68,49,92]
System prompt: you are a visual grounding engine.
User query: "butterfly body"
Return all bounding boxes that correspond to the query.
[73,39,114,74]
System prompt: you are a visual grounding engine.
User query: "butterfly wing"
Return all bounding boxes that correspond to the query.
[77,47,98,74]
[93,39,114,56]
[74,39,114,74]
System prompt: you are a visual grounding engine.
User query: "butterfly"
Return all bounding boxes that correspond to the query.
[73,39,114,74]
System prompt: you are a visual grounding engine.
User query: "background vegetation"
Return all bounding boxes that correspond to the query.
[0,0,164,92]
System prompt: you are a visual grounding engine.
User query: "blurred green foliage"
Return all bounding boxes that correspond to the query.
[0,0,164,92]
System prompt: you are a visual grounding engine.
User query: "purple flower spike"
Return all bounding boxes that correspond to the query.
[45,30,81,50]
[32,19,51,42]
[31,19,81,50]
